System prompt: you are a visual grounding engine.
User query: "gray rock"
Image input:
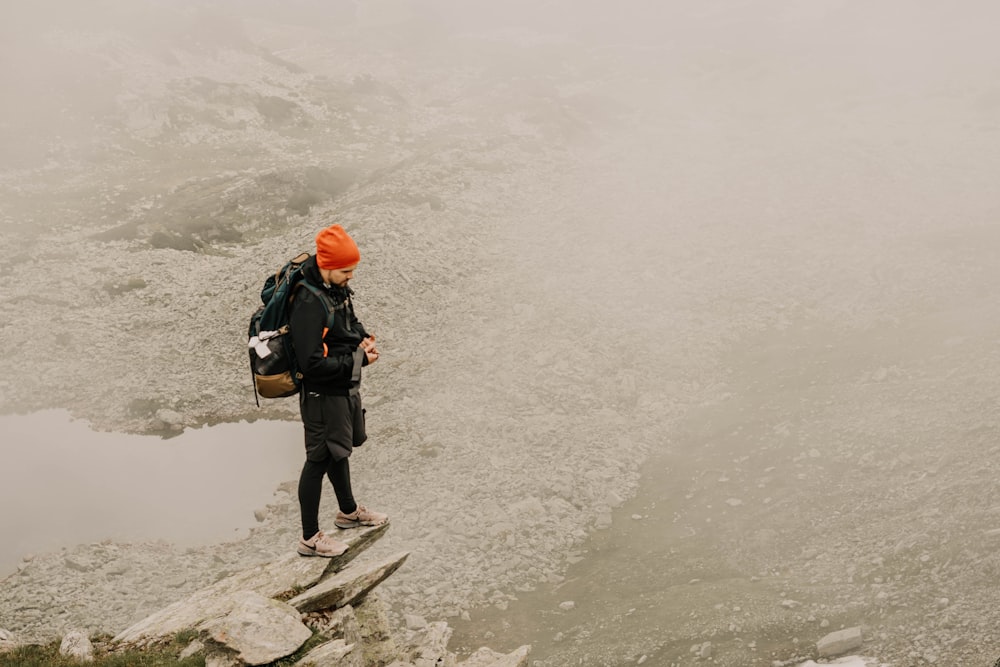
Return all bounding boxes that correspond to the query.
[64,555,97,572]
[288,551,410,613]
[0,628,18,654]
[459,647,507,667]
[178,639,204,659]
[405,614,428,630]
[410,621,454,667]
[817,626,863,658]
[59,629,94,662]
[457,645,531,667]
[155,408,184,426]
[199,591,311,666]
[114,523,389,646]
[293,638,354,666]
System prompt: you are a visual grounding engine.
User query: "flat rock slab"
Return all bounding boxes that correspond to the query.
[289,551,410,613]
[199,591,311,666]
[293,638,354,666]
[113,523,389,646]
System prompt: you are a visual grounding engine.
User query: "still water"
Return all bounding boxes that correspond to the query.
[0,410,302,577]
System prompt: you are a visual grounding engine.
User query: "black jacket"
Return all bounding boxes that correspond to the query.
[289,255,370,395]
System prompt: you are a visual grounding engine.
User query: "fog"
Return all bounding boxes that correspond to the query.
[3,1,1000,664]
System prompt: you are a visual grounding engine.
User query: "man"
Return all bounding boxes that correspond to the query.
[289,223,388,557]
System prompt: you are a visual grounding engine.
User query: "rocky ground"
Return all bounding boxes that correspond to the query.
[3,2,1000,666]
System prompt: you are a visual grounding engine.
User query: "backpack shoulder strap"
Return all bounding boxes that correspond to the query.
[293,281,337,330]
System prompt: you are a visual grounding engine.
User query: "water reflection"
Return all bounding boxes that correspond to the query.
[0,410,302,577]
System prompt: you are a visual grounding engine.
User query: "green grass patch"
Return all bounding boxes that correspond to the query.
[0,632,204,667]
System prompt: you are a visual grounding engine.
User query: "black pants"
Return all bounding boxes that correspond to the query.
[298,390,365,539]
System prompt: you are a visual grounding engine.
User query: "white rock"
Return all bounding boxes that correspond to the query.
[817,626,863,658]
[156,408,184,425]
[0,628,17,654]
[59,629,94,662]
[199,591,311,665]
[558,601,576,611]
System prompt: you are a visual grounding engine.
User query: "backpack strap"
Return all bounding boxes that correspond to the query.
[292,281,337,331]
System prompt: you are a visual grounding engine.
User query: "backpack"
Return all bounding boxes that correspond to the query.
[247,252,334,406]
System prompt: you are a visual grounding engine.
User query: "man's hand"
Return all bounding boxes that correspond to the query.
[360,335,378,364]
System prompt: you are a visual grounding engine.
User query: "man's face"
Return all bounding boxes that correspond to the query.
[324,264,357,286]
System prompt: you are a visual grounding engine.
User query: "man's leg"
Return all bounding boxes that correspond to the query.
[327,456,358,516]
[298,457,328,540]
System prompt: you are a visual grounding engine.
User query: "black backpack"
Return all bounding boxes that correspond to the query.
[247,253,334,406]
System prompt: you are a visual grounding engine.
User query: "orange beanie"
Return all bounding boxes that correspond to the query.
[315,224,360,270]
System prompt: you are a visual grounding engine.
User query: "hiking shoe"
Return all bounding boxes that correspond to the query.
[335,504,388,529]
[297,530,348,557]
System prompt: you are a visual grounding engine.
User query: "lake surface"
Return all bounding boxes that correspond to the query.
[0,410,303,577]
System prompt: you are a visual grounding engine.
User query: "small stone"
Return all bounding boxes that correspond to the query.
[64,555,96,572]
[631,514,643,520]
[156,408,184,426]
[254,508,268,522]
[404,614,428,630]
[104,560,130,576]
[726,498,743,507]
[817,626,863,658]
[558,601,576,611]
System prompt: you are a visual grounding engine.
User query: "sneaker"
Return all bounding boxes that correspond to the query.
[335,504,388,529]
[297,530,348,557]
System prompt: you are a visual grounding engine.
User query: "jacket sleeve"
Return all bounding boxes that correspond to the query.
[349,303,369,340]
[289,289,360,382]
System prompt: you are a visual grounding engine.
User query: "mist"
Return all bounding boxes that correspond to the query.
[3,1,1000,665]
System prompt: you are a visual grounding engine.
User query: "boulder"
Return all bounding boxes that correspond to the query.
[198,591,311,665]
[288,551,410,613]
[59,629,94,662]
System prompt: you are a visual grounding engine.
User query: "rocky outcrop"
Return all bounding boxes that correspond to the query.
[102,521,528,666]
